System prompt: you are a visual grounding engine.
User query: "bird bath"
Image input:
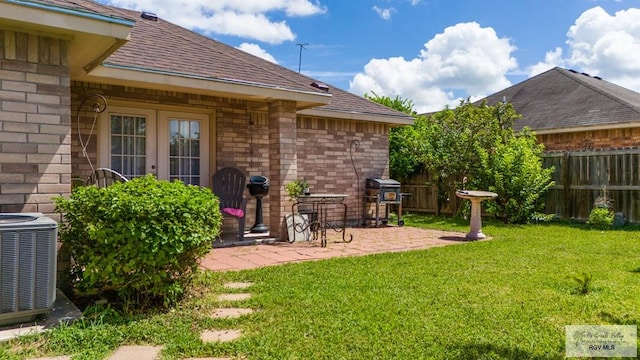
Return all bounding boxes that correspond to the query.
[455,190,498,240]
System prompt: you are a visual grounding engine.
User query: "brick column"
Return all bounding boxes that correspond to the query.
[0,30,71,290]
[267,100,297,240]
[0,30,71,219]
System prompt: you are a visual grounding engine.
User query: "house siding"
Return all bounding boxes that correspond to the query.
[297,116,390,224]
[539,128,640,152]
[1,30,71,288]
[0,30,71,219]
[71,82,256,237]
[70,82,390,237]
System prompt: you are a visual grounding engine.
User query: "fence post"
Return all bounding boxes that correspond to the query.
[562,152,570,218]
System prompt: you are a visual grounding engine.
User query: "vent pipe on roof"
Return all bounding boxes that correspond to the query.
[311,81,329,92]
[141,11,158,21]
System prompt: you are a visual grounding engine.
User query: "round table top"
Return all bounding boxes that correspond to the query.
[295,194,348,203]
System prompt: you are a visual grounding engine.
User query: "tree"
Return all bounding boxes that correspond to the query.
[366,93,554,223]
[474,128,555,223]
[416,99,520,215]
[365,92,422,181]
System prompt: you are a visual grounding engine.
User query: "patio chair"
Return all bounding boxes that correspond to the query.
[212,167,248,241]
[87,168,128,188]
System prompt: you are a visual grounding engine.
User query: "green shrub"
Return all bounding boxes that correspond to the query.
[587,207,614,230]
[285,179,309,198]
[55,175,222,309]
[587,186,614,230]
[478,130,555,224]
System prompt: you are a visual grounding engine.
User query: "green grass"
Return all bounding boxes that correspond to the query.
[2,215,639,359]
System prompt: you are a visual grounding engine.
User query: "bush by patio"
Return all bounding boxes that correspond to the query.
[55,175,222,310]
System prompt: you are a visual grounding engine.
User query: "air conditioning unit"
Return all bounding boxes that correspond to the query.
[0,213,57,326]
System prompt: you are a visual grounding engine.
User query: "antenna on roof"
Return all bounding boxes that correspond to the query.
[296,43,309,73]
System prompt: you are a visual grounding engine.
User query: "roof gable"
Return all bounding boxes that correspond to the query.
[483,67,640,133]
[45,0,412,124]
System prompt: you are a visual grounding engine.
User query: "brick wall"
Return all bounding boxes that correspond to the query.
[70,83,391,238]
[0,30,71,289]
[0,30,71,220]
[297,116,390,224]
[71,82,253,179]
[539,127,640,152]
[71,82,259,236]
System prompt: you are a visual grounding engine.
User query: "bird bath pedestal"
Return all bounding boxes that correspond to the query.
[455,190,498,240]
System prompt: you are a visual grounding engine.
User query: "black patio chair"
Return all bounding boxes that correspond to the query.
[87,168,128,188]
[212,167,248,241]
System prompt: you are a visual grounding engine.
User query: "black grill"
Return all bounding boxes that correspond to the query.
[365,178,402,203]
[363,178,405,227]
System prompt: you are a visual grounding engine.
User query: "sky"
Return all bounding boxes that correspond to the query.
[97,0,640,113]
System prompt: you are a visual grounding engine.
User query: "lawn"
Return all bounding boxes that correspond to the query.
[2,215,639,359]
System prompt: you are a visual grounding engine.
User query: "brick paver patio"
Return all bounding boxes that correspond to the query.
[200,226,467,271]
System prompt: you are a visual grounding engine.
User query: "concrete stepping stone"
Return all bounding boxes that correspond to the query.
[200,329,242,343]
[1,325,44,342]
[211,308,254,319]
[223,282,253,289]
[107,345,162,360]
[217,293,251,301]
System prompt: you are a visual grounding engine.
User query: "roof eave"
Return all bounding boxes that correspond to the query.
[528,120,640,135]
[0,0,133,37]
[79,64,332,108]
[0,0,133,75]
[298,108,414,125]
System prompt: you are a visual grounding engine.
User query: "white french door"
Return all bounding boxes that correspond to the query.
[99,106,210,187]
[158,111,209,186]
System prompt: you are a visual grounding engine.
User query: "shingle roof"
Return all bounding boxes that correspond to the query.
[34,0,412,123]
[482,67,640,133]
[26,0,133,22]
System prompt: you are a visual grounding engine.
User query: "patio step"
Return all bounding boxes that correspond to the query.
[107,345,162,359]
[217,293,251,301]
[223,282,253,289]
[200,329,243,343]
[211,308,253,319]
[213,234,278,248]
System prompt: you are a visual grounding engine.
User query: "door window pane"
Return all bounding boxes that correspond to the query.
[169,119,201,185]
[111,114,146,179]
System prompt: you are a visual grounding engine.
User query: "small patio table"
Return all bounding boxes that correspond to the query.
[291,194,353,247]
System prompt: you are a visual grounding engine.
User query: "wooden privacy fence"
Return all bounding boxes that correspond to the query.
[542,149,640,223]
[400,172,456,215]
[400,149,640,223]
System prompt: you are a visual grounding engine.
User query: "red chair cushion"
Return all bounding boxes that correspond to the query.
[222,207,244,218]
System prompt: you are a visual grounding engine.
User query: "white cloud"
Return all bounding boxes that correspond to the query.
[563,6,640,91]
[373,6,395,20]
[349,22,517,113]
[283,0,327,16]
[201,12,295,44]
[100,0,325,44]
[237,43,278,63]
[527,47,566,77]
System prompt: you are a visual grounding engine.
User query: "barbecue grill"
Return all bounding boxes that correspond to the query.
[362,178,405,227]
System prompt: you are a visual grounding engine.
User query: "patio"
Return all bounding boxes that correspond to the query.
[201,226,469,271]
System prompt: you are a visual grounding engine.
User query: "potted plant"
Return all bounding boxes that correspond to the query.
[285,179,309,199]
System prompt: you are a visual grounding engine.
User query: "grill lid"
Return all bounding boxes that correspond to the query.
[366,178,401,188]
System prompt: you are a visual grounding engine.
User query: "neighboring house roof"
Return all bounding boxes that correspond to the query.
[24,0,413,125]
[482,67,640,134]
